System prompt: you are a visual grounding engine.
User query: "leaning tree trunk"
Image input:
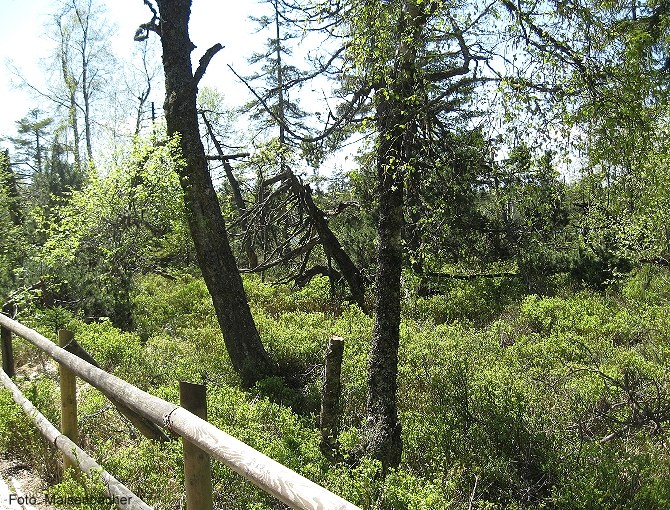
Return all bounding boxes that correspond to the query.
[284,171,368,311]
[155,0,274,387]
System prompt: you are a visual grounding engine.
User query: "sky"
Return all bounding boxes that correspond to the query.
[0,0,268,140]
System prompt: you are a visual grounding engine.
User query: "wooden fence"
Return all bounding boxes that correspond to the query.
[0,313,360,510]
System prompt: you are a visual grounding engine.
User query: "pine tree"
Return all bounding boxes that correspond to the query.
[7,110,53,181]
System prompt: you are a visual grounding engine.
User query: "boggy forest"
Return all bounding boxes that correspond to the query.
[1,0,670,508]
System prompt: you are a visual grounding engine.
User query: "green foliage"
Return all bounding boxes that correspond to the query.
[45,470,118,510]
[245,273,339,316]
[34,135,192,327]
[6,0,670,507]
[405,274,521,326]
[69,319,146,376]
[131,273,241,388]
[30,138,86,214]
[0,389,24,453]
[327,168,378,270]
[104,439,185,508]
[132,273,215,339]
[0,153,27,296]
[3,265,670,509]
[0,378,61,485]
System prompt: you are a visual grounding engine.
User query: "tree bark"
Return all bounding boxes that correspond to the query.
[364,90,404,471]
[364,0,427,473]
[155,0,274,387]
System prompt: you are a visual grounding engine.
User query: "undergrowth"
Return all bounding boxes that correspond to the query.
[1,267,669,508]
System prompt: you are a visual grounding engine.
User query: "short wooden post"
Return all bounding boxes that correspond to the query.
[180,381,213,510]
[1,303,15,378]
[1,323,15,378]
[320,335,344,460]
[58,329,79,473]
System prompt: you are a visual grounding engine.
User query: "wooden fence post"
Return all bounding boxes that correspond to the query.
[180,381,213,510]
[1,303,15,378]
[58,329,79,473]
[1,323,14,378]
[320,335,344,461]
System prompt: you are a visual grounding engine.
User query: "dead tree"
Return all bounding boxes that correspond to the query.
[137,0,275,387]
[201,123,368,311]
[245,166,367,309]
[201,111,259,269]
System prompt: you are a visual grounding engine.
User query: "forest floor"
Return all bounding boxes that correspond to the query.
[0,457,56,510]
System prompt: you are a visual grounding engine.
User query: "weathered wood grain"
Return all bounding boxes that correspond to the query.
[180,381,213,510]
[320,335,345,460]
[58,329,79,473]
[0,314,361,510]
[0,369,153,510]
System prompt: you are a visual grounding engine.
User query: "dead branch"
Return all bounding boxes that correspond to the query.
[194,43,224,86]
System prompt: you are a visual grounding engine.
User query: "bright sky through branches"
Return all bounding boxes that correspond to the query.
[0,0,265,139]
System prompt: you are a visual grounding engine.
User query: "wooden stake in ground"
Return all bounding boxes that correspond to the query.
[1,325,14,378]
[1,303,15,378]
[320,335,344,461]
[180,381,213,510]
[58,329,79,473]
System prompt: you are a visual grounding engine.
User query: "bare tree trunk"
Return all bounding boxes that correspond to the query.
[364,92,404,471]
[279,170,367,309]
[201,112,259,269]
[76,2,94,164]
[68,90,82,173]
[132,40,156,136]
[59,33,82,173]
[154,0,274,387]
[82,56,94,163]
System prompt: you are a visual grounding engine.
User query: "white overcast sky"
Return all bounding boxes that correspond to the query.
[0,0,268,139]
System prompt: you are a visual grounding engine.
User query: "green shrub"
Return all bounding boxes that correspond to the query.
[245,274,343,316]
[45,470,118,510]
[132,273,216,342]
[4,269,670,509]
[406,276,520,326]
[0,378,61,485]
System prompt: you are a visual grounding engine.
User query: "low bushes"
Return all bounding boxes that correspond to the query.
[1,270,669,508]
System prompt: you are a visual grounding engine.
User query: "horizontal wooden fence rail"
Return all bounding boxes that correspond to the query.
[0,369,152,510]
[0,313,361,510]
